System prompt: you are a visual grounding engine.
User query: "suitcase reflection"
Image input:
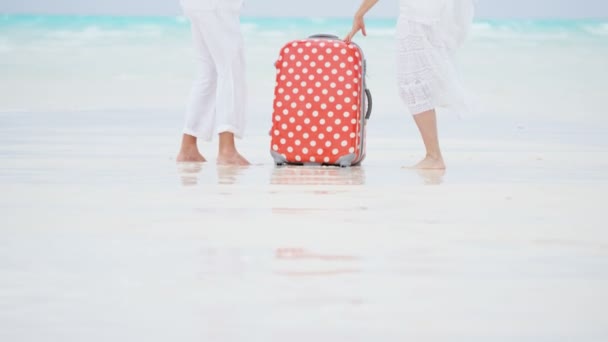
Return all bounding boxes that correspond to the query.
[270,165,366,186]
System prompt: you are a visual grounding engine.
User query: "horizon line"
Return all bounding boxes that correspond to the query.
[1,12,607,21]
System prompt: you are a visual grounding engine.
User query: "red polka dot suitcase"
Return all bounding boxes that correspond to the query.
[270,34,372,167]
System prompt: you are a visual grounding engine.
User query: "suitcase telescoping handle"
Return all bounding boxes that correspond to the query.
[308,34,340,40]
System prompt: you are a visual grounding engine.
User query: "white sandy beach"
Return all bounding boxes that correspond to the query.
[1,108,608,341]
[2,13,608,341]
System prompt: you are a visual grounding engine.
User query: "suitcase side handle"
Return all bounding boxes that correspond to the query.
[365,88,372,120]
[308,34,340,40]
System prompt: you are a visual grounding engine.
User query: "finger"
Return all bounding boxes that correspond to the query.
[361,25,367,37]
[345,29,356,43]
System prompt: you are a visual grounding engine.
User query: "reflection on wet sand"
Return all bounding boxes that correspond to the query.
[271,206,368,215]
[275,248,359,261]
[274,248,361,277]
[216,165,250,185]
[198,247,361,277]
[415,168,446,185]
[176,162,204,186]
[270,166,368,216]
[176,163,251,186]
[274,269,361,276]
[271,165,366,186]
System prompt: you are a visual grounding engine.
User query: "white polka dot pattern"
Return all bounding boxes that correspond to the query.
[271,38,367,165]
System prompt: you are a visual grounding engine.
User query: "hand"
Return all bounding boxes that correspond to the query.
[344,15,367,43]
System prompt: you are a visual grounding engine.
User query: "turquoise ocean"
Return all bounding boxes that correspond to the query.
[1,15,607,143]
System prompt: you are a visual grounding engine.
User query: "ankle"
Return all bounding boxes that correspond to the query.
[180,144,200,154]
[218,132,238,155]
[180,135,198,151]
[218,146,238,155]
[426,152,443,160]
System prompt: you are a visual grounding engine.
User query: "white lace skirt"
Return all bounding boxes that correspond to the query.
[396,17,468,116]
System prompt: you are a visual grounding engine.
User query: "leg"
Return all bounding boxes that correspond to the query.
[215,44,249,165]
[177,12,218,162]
[199,10,249,165]
[411,109,445,169]
[395,20,448,170]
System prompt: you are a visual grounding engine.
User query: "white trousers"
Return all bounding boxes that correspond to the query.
[182,10,247,141]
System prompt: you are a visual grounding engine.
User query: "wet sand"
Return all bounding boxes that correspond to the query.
[1,110,607,341]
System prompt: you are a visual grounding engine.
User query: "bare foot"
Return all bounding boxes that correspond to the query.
[217,151,250,166]
[176,148,206,162]
[404,155,446,170]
